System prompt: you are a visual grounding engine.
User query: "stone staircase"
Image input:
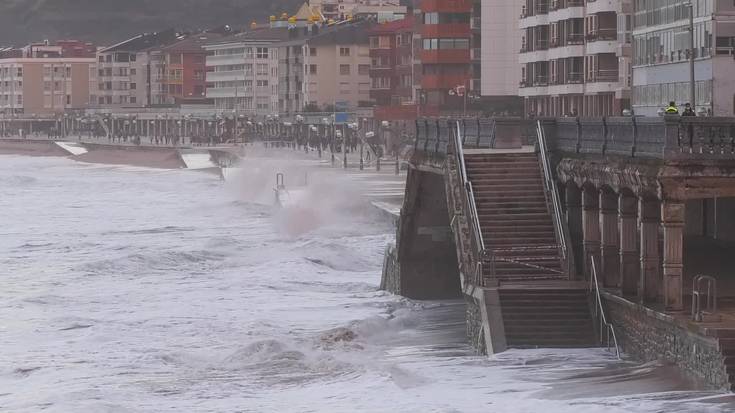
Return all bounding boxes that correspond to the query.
[464,151,565,283]
[499,287,597,348]
[717,331,735,390]
[464,150,596,349]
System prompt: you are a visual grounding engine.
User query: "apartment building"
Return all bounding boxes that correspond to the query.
[96,29,178,107]
[418,0,473,114]
[632,1,735,116]
[309,0,407,21]
[204,28,287,117]
[150,33,221,105]
[519,0,632,117]
[369,16,417,120]
[478,0,522,112]
[0,57,96,115]
[277,21,373,115]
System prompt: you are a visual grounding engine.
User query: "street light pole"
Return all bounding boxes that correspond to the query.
[687,2,696,108]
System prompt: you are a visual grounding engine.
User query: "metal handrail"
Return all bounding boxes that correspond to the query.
[692,275,717,322]
[453,121,487,286]
[536,121,569,267]
[589,257,620,359]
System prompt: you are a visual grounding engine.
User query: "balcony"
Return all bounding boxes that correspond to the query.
[586,29,617,43]
[206,54,245,66]
[205,87,253,98]
[471,17,481,30]
[471,48,481,60]
[422,74,470,90]
[207,70,246,82]
[420,0,473,13]
[587,69,618,83]
[420,49,470,64]
[421,23,471,38]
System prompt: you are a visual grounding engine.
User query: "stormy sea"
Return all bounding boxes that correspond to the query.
[1,154,734,412]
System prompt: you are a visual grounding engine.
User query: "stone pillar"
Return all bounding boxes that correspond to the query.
[600,189,620,287]
[565,184,583,279]
[619,194,639,296]
[662,201,685,311]
[639,198,660,303]
[582,186,600,277]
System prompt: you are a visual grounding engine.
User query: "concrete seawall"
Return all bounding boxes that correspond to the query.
[0,138,243,170]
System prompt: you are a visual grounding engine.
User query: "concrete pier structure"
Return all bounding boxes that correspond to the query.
[382,114,735,391]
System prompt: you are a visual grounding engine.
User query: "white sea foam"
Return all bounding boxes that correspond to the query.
[1,154,733,412]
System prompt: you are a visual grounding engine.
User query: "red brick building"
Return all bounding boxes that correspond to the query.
[153,33,220,105]
[368,16,416,121]
[418,0,472,114]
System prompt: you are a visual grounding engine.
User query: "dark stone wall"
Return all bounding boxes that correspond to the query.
[603,293,729,390]
[396,168,461,299]
[465,293,487,354]
[380,243,400,295]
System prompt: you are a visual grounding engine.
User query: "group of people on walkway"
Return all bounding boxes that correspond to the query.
[665,101,698,116]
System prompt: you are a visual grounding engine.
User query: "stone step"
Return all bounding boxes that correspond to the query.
[468,171,542,179]
[506,338,598,348]
[504,328,594,337]
[501,312,592,321]
[475,201,549,209]
[506,318,593,327]
[475,207,549,214]
[492,274,568,282]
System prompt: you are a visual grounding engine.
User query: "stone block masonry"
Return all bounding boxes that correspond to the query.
[603,292,729,390]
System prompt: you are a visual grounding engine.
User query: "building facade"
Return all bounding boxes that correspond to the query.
[369,16,417,120]
[632,1,735,116]
[151,34,220,105]
[204,29,286,117]
[0,57,96,115]
[309,0,407,21]
[418,0,473,115]
[278,22,372,115]
[519,0,632,117]
[96,30,178,107]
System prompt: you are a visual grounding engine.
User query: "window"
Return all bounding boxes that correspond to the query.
[16,67,22,77]
[423,38,469,50]
[98,56,104,63]
[256,63,268,76]
[256,79,269,89]
[310,47,317,57]
[245,47,253,59]
[194,70,204,80]
[339,64,350,75]
[309,64,317,75]
[256,47,269,59]
[244,64,253,76]
[98,69,104,77]
[339,82,350,94]
[130,96,137,103]
[339,47,351,57]
[371,77,390,89]
[130,68,136,75]
[130,83,136,90]
[358,64,370,75]
[130,54,136,62]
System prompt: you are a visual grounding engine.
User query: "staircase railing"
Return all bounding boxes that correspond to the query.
[589,256,620,358]
[453,121,487,287]
[692,275,717,322]
[536,120,575,278]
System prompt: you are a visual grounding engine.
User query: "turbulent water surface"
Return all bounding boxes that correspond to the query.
[1,155,734,412]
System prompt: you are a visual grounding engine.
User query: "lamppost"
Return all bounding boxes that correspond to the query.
[686,2,696,108]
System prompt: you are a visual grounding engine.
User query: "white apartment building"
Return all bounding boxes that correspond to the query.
[480,0,522,97]
[519,0,632,117]
[309,0,406,21]
[632,1,735,116]
[204,29,287,117]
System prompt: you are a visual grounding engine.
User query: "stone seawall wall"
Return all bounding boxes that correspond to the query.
[380,243,400,295]
[465,293,487,354]
[603,293,729,390]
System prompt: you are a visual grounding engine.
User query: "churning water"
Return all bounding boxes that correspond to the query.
[1,155,734,413]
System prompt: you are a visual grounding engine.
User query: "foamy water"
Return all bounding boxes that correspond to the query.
[1,155,734,413]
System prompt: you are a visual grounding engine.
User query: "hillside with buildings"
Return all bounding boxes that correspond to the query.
[0,0,300,45]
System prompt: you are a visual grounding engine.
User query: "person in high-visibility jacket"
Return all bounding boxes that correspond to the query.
[665,101,679,114]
